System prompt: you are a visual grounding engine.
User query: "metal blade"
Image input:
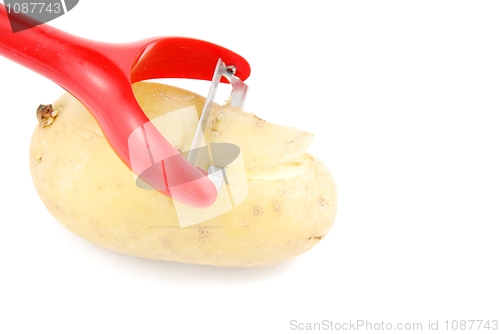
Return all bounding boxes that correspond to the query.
[187,59,248,192]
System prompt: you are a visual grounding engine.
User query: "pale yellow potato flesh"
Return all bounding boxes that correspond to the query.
[29,82,337,267]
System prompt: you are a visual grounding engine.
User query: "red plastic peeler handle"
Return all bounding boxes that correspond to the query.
[0,5,250,208]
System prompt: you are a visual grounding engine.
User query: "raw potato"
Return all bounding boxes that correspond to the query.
[29,82,337,267]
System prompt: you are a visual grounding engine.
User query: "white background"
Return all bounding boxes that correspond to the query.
[1,1,499,333]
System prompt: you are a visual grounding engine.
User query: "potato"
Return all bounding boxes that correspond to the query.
[29,82,337,267]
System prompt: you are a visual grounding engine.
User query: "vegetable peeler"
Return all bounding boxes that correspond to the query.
[0,4,250,208]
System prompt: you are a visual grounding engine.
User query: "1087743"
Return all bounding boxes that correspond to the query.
[5,2,63,14]
[444,320,498,331]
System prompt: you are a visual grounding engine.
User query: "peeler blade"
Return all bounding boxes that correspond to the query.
[187,58,248,191]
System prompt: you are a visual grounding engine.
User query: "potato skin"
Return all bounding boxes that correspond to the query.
[29,83,337,266]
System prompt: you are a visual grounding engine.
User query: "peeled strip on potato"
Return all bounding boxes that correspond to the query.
[29,82,337,267]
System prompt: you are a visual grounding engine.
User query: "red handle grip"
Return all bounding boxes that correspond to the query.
[0,4,251,208]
